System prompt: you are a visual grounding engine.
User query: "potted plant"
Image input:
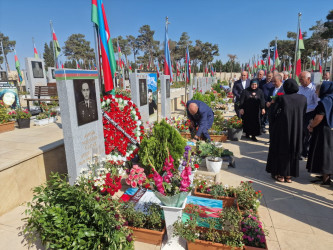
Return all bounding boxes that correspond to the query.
[173,205,244,250]
[241,211,268,250]
[0,101,15,133]
[235,181,263,213]
[16,108,32,128]
[34,113,49,126]
[194,181,236,208]
[198,142,223,173]
[227,116,243,141]
[121,202,166,246]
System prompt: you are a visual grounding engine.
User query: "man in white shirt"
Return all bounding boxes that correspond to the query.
[232,71,250,117]
[298,71,318,158]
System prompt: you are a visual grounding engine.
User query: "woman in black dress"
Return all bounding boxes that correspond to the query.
[239,79,265,141]
[306,81,333,185]
[266,79,307,183]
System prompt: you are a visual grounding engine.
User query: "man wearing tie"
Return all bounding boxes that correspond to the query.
[232,71,250,117]
[77,82,98,126]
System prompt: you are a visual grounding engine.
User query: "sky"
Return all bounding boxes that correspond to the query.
[0,0,332,71]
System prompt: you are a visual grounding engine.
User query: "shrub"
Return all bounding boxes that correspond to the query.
[23,173,134,249]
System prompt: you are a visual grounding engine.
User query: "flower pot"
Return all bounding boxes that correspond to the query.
[17,119,30,129]
[0,121,15,133]
[227,128,243,141]
[193,188,236,208]
[187,239,242,250]
[34,118,49,126]
[161,198,187,247]
[153,191,189,208]
[206,157,222,173]
[128,226,165,246]
[210,134,228,142]
[244,242,268,250]
[180,132,191,139]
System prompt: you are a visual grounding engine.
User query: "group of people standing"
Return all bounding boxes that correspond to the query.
[232,70,333,185]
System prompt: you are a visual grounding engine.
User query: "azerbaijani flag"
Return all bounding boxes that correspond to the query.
[34,43,38,58]
[273,41,280,70]
[185,46,191,82]
[296,28,305,82]
[288,57,292,73]
[311,57,316,72]
[164,19,173,82]
[156,61,160,78]
[267,54,271,71]
[319,58,322,74]
[14,50,23,83]
[52,28,61,58]
[91,0,117,92]
[117,39,123,70]
[283,61,286,71]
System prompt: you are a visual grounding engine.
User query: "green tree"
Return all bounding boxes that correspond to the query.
[137,25,159,67]
[112,36,131,66]
[64,60,76,69]
[213,60,223,73]
[175,32,192,61]
[0,33,16,71]
[126,35,140,63]
[321,10,333,39]
[62,34,95,68]
[43,41,54,70]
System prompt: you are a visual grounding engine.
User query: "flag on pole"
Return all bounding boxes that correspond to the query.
[14,50,23,83]
[33,43,39,58]
[319,58,322,74]
[283,61,286,71]
[156,60,160,78]
[117,39,122,70]
[273,41,280,70]
[267,54,271,71]
[164,18,173,83]
[185,46,191,83]
[311,56,316,72]
[52,28,61,58]
[296,28,305,83]
[91,0,117,92]
[288,57,292,73]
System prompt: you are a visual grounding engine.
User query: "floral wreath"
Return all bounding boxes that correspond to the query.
[101,94,144,165]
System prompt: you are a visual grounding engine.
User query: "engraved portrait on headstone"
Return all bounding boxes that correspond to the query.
[73,79,98,126]
[166,78,170,98]
[139,78,147,106]
[31,61,44,78]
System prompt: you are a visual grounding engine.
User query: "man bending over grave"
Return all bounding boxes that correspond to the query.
[186,100,214,142]
[77,82,97,125]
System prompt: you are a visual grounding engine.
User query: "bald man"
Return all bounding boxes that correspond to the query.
[186,100,214,142]
[232,71,250,117]
[256,70,265,82]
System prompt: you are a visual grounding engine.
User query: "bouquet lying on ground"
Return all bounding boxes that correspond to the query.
[148,147,193,207]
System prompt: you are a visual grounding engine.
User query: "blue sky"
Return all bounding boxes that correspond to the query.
[0,0,331,71]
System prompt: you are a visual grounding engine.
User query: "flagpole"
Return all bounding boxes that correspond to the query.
[293,13,301,79]
[93,23,103,92]
[50,20,57,68]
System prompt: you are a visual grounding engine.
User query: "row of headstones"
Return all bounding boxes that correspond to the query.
[188,76,216,99]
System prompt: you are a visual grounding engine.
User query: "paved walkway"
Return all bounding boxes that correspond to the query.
[0,110,332,250]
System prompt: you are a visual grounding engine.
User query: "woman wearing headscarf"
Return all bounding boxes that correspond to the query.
[306,81,333,185]
[266,79,307,183]
[239,79,265,141]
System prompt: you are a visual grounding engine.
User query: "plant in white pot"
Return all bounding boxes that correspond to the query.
[198,142,223,173]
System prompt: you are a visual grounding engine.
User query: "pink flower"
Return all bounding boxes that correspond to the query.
[137,179,143,185]
[125,179,131,185]
[131,181,137,188]
[134,174,139,180]
[128,175,133,180]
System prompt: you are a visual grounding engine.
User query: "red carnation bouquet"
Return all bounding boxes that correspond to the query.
[271,92,284,101]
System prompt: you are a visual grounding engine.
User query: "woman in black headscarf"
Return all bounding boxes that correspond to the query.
[239,79,265,141]
[266,79,307,183]
[306,81,333,185]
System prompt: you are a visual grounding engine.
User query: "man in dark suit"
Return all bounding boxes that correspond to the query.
[232,71,250,117]
[259,71,274,132]
[77,82,98,125]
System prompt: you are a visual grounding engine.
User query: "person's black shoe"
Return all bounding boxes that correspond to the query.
[251,136,258,142]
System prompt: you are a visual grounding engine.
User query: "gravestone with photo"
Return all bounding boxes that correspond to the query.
[129,73,149,125]
[160,74,171,118]
[25,57,47,97]
[0,82,20,109]
[47,67,56,83]
[55,69,105,185]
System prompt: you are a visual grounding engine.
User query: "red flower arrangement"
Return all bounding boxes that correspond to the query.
[101,94,144,165]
